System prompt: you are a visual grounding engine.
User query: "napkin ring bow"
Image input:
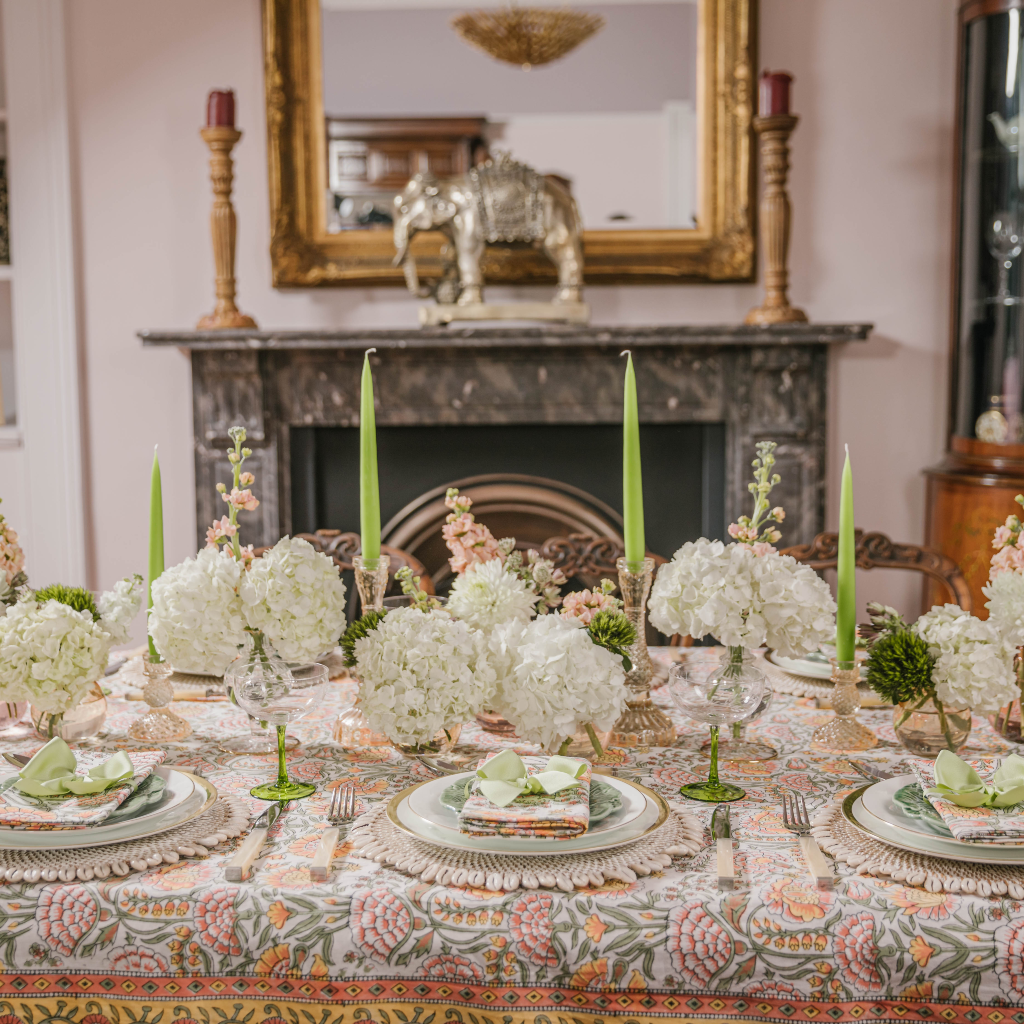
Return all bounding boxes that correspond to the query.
[12,737,136,797]
[926,749,1024,809]
[473,749,588,808]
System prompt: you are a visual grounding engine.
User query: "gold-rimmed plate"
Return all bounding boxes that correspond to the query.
[386,773,670,856]
[842,785,1024,864]
[0,771,217,850]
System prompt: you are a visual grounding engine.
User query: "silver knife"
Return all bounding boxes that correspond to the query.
[225,801,289,881]
[711,804,735,889]
[847,760,908,782]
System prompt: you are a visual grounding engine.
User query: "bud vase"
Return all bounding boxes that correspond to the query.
[894,697,971,756]
[31,681,107,742]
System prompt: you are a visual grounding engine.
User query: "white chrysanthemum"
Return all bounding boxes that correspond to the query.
[97,575,144,646]
[354,606,496,746]
[150,547,247,674]
[0,597,110,713]
[648,539,835,656]
[487,615,626,750]
[984,570,1024,647]
[447,559,537,629]
[915,603,1018,713]
[239,536,347,663]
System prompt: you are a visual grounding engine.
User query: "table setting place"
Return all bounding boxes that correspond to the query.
[8,357,1024,1023]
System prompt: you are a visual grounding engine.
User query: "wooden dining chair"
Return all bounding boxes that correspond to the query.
[780,530,972,613]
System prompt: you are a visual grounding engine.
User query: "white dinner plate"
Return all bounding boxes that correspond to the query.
[388,773,669,855]
[860,774,958,840]
[768,649,868,680]
[843,785,1024,864]
[0,769,215,849]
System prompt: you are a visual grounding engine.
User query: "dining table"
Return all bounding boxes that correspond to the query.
[1,647,1022,1024]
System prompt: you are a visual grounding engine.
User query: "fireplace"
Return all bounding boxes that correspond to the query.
[139,322,870,556]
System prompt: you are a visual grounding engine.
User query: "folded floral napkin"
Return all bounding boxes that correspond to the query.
[908,751,1024,844]
[459,750,591,839]
[0,738,165,830]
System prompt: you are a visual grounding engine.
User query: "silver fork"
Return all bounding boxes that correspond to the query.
[781,790,834,890]
[312,784,357,881]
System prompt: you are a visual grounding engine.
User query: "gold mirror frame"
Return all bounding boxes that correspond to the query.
[263,0,756,287]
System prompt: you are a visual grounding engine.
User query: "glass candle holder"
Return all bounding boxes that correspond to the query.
[333,554,393,748]
[811,658,878,751]
[608,556,676,747]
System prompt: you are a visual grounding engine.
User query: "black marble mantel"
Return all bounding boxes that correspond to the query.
[140,323,872,552]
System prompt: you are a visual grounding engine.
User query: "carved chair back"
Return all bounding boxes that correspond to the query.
[780,530,973,614]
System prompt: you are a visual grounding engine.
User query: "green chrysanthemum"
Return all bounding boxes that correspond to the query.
[340,609,387,667]
[33,584,100,621]
[587,609,637,671]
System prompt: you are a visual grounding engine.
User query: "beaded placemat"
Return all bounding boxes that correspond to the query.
[0,796,248,885]
[810,798,1024,898]
[348,802,704,892]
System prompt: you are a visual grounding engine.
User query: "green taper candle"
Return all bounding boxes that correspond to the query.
[835,445,856,664]
[360,349,381,564]
[622,351,645,565]
[148,446,164,661]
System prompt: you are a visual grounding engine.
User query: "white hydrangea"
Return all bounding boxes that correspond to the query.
[487,615,626,751]
[984,570,1024,647]
[239,536,347,663]
[915,603,1018,713]
[97,575,144,646]
[354,606,496,746]
[0,597,111,713]
[648,538,835,656]
[446,558,537,629]
[150,547,247,675]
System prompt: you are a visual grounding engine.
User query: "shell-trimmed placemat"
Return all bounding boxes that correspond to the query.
[348,802,704,892]
[810,799,1024,897]
[0,796,248,885]
[757,652,876,703]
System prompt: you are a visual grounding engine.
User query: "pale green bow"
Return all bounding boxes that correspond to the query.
[474,749,588,808]
[926,749,1024,809]
[13,737,135,797]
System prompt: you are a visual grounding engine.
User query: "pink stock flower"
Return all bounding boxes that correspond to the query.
[0,520,24,584]
[771,506,786,521]
[727,522,758,544]
[994,525,1014,549]
[239,472,255,487]
[561,588,617,625]
[238,545,256,570]
[992,544,1024,576]
[751,542,778,557]
[205,515,238,549]
[442,514,503,575]
[223,488,259,512]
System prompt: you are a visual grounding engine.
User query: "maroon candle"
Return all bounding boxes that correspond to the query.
[206,89,236,128]
[758,71,792,116]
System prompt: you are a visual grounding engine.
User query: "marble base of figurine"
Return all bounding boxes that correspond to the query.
[419,302,590,326]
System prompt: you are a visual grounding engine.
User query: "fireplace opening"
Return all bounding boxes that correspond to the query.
[290,422,726,564]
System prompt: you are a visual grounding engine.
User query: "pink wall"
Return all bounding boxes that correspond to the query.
[65,0,958,637]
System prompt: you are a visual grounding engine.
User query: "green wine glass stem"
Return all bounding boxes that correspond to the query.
[275,724,290,789]
[707,725,720,785]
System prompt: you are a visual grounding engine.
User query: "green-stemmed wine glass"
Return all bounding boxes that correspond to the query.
[231,660,327,801]
[668,653,767,802]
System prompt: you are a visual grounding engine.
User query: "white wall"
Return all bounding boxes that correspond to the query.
[54,0,956,639]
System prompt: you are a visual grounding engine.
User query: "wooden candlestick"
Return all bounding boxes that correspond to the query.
[197,126,257,330]
[745,114,807,326]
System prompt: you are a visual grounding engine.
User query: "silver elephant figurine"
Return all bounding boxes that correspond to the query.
[393,153,584,306]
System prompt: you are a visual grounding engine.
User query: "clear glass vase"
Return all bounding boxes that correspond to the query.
[894,697,971,756]
[31,681,107,742]
[548,722,611,759]
[391,723,462,759]
[0,700,31,740]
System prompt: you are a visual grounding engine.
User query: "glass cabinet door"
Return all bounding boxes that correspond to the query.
[955,8,1024,445]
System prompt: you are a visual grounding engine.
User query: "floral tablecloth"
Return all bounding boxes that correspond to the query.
[2,648,1024,1024]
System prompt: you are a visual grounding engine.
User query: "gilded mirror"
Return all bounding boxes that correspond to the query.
[263,0,755,287]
